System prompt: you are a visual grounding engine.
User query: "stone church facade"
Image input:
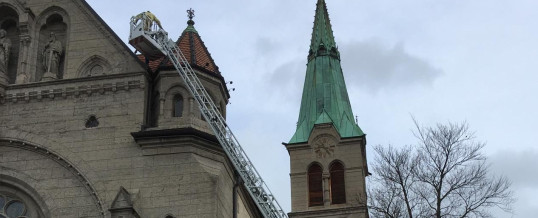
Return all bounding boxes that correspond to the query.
[0,0,261,217]
[0,0,368,218]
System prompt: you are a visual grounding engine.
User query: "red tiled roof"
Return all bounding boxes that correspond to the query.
[137,21,220,75]
[176,30,219,74]
[137,55,163,72]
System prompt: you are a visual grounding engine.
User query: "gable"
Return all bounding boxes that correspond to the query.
[63,0,145,78]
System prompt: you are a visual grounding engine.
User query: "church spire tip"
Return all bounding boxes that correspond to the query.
[309,0,338,60]
[187,8,195,26]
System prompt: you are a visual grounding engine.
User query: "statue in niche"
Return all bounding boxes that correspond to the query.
[41,32,63,81]
[0,29,11,80]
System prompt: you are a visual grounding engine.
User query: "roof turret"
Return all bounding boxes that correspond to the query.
[175,8,219,74]
[138,8,219,74]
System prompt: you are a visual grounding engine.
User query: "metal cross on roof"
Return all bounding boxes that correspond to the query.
[187,8,195,20]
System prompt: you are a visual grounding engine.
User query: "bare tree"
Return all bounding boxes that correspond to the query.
[368,120,514,218]
[368,145,419,218]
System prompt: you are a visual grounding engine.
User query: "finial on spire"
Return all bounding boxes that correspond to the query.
[186,8,195,26]
[187,8,195,20]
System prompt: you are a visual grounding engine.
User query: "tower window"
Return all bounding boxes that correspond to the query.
[330,161,346,204]
[173,94,183,117]
[308,163,323,206]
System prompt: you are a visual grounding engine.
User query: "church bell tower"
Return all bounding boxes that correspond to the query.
[284,0,369,217]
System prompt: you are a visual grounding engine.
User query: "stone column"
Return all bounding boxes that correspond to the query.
[159,97,165,116]
[0,73,7,97]
[189,98,194,116]
[16,35,31,84]
[323,172,331,206]
[0,30,9,96]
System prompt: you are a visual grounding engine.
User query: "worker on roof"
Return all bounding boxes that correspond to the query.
[134,11,163,31]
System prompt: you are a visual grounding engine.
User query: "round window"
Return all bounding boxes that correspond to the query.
[0,195,27,218]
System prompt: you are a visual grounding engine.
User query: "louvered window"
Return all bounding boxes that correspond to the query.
[308,163,323,206]
[330,161,346,204]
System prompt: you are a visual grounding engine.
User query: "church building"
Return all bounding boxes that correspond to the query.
[284,0,369,217]
[0,0,368,217]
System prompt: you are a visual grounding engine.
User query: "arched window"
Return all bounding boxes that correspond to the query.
[0,194,27,217]
[308,163,323,206]
[329,161,346,204]
[0,175,48,217]
[173,94,183,117]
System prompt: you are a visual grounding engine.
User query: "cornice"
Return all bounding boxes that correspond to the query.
[1,73,145,104]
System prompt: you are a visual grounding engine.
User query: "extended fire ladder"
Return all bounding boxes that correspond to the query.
[129,13,288,218]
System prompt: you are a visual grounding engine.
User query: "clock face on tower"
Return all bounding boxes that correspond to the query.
[313,135,336,158]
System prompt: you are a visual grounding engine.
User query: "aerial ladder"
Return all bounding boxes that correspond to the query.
[129,12,288,218]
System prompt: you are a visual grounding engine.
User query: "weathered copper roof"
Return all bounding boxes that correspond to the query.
[289,0,364,144]
[138,19,220,75]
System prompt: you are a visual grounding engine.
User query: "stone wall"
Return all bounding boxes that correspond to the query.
[286,124,368,217]
[0,0,258,217]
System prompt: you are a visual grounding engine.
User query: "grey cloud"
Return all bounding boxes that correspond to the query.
[339,39,442,93]
[262,39,444,101]
[255,37,280,57]
[266,59,305,103]
[489,149,538,188]
[488,149,538,218]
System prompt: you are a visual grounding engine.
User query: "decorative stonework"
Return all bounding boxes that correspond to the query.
[0,28,10,95]
[109,187,140,218]
[77,55,112,78]
[41,32,63,81]
[15,35,31,84]
[312,134,336,158]
[35,7,69,82]
[0,29,11,80]
[0,79,144,104]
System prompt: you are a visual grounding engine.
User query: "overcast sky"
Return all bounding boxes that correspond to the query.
[87,0,538,217]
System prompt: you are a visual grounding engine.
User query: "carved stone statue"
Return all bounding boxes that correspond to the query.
[0,29,11,81]
[0,29,11,95]
[41,32,63,81]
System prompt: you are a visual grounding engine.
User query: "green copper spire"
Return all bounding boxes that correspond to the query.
[309,0,336,58]
[289,0,364,144]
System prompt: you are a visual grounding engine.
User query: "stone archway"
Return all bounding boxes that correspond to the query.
[0,139,106,217]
